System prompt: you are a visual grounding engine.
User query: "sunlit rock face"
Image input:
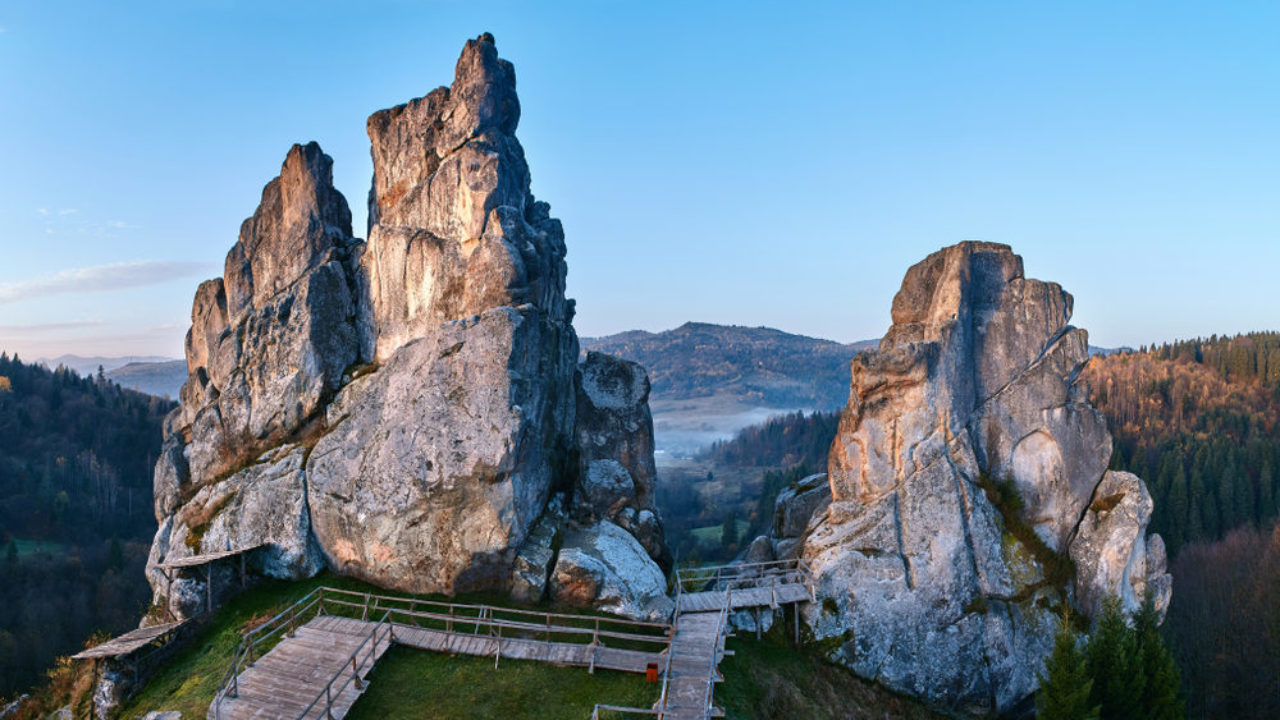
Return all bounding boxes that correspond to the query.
[147,34,666,620]
[797,242,1170,714]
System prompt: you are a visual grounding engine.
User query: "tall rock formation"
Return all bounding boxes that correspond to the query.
[796,242,1170,714]
[146,34,667,620]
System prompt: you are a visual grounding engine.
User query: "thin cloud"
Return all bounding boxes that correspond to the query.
[37,208,48,216]
[0,321,104,334]
[106,220,127,229]
[58,208,77,216]
[0,260,212,305]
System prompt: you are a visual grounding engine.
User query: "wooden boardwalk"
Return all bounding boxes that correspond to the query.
[675,584,811,613]
[211,616,391,720]
[654,611,728,719]
[212,560,815,720]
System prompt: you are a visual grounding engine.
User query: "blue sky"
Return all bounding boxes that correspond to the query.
[0,1,1276,359]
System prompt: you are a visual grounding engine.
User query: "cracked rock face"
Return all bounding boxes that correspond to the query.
[800,242,1170,714]
[146,34,666,621]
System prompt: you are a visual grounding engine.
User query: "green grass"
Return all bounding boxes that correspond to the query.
[11,538,68,557]
[717,621,948,720]
[346,646,660,720]
[689,520,750,546]
[118,573,375,718]
[116,571,949,720]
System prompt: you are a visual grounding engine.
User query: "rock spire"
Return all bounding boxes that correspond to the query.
[146,34,667,621]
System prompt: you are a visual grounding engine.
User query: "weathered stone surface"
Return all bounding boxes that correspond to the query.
[146,33,667,622]
[510,500,564,605]
[802,242,1169,714]
[307,305,577,594]
[1071,470,1171,620]
[549,520,673,622]
[362,33,567,363]
[773,472,830,540]
[165,141,362,491]
[570,351,668,566]
[146,445,324,620]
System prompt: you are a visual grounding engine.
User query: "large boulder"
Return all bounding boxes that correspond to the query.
[549,520,673,622]
[306,305,577,593]
[801,242,1170,714]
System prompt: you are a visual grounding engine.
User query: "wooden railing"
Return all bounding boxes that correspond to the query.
[211,587,327,717]
[294,609,393,720]
[211,586,674,719]
[314,586,672,662]
[693,597,732,719]
[674,557,815,602]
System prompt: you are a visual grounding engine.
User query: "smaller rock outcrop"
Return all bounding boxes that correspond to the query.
[795,242,1170,714]
[1071,470,1172,618]
[571,352,669,567]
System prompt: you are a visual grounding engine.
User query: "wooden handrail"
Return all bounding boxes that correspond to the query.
[293,609,393,720]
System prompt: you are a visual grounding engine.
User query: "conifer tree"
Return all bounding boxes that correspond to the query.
[1133,595,1184,720]
[1037,609,1100,720]
[1086,595,1144,720]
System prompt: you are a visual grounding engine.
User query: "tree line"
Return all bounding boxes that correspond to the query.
[1084,334,1280,555]
[0,353,173,700]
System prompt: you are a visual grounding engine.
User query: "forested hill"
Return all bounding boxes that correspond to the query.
[1083,331,1280,555]
[0,353,174,698]
[0,353,174,543]
[581,322,873,409]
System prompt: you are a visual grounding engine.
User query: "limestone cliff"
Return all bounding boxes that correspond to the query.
[792,242,1170,714]
[147,34,667,621]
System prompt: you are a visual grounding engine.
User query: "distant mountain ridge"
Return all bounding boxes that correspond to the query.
[34,354,176,376]
[106,360,187,399]
[581,322,875,410]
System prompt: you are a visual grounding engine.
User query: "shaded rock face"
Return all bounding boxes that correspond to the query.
[571,352,669,568]
[800,242,1170,714]
[147,34,666,621]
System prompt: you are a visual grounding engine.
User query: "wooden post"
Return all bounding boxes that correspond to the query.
[240,551,246,589]
[494,624,502,669]
[206,563,213,615]
[793,603,800,645]
[164,568,173,622]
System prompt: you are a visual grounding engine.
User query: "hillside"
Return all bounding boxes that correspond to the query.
[105,360,187,399]
[96,573,947,720]
[1083,332,1280,554]
[582,322,871,409]
[583,323,871,456]
[0,353,173,698]
[34,355,174,377]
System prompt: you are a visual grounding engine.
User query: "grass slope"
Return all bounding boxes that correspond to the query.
[718,623,949,720]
